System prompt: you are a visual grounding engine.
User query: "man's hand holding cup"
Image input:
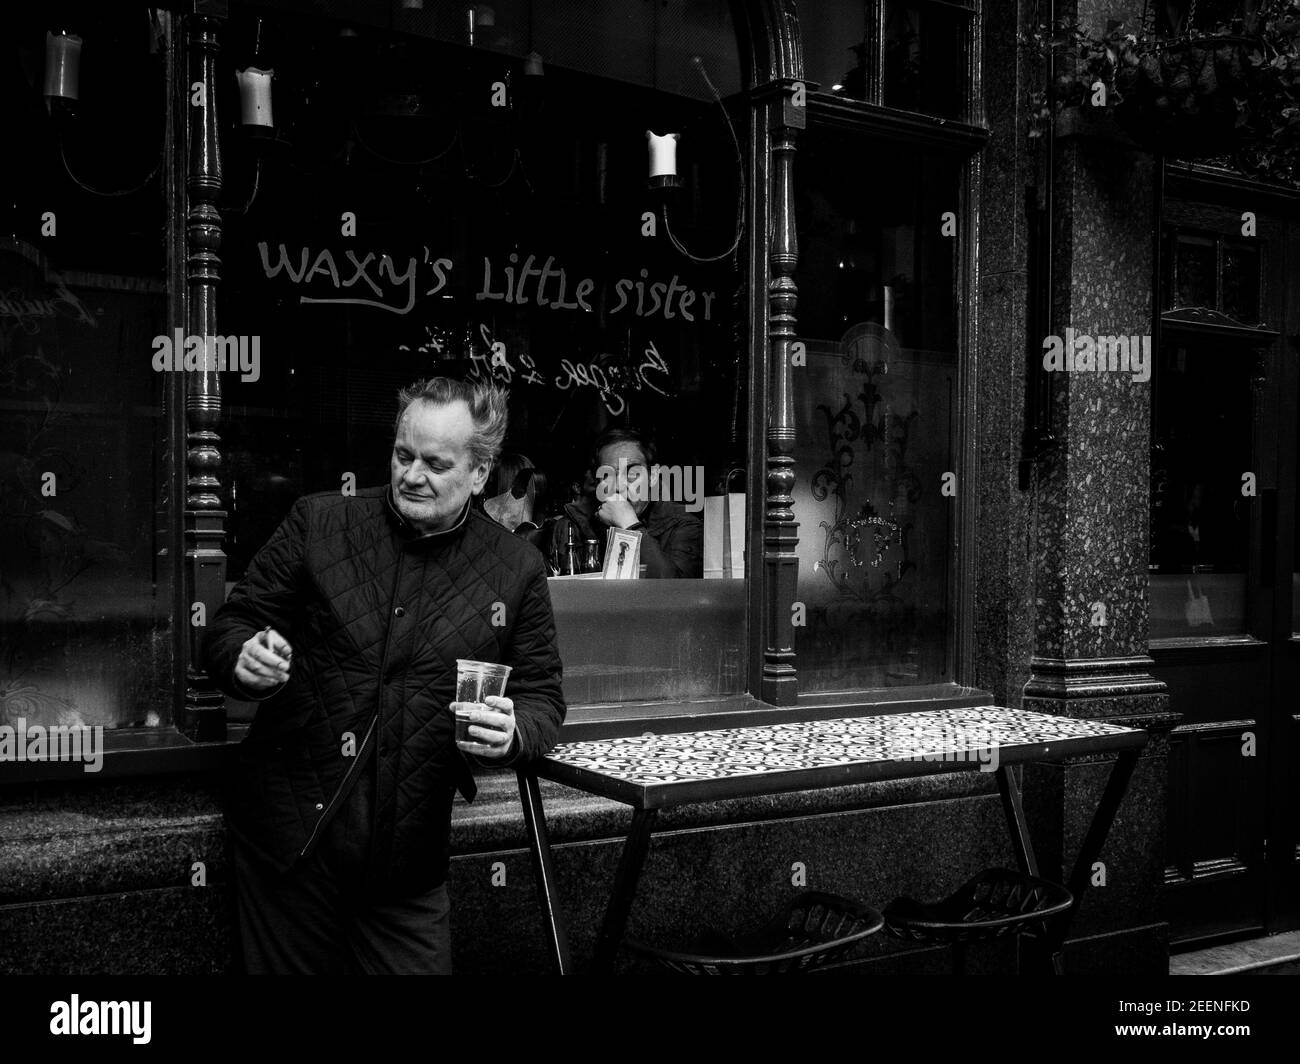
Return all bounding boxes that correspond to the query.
[453,695,516,759]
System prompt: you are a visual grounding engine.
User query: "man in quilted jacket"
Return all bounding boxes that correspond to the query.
[203,377,566,974]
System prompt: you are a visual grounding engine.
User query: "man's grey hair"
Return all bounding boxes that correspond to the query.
[394,377,509,468]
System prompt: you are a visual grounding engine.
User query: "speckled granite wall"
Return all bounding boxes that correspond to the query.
[976,0,1175,973]
[0,766,1168,975]
[974,0,1037,707]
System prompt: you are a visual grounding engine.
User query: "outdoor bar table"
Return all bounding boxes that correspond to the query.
[514,705,1149,975]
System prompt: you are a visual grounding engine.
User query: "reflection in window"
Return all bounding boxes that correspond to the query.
[1168,230,1262,324]
[1172,235,1216,310]
[883,0,971,120]
[800,1,869,99]
[800,0,973,118]
[793,130,959,692]
[217,3,745,711]
[1222,244,1260,323]
[2,9,173,730]
[1149,341,1252,637]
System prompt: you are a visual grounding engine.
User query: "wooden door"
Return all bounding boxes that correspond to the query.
[1152,183,1300,946]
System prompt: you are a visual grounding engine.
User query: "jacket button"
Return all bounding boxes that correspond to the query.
[314,802,324,811]
[394,606,406,617]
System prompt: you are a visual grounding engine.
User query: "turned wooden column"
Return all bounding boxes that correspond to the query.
[182,12,227,741]
[761,85,803,705]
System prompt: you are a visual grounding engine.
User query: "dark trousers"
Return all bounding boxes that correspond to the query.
[229,752,452,975]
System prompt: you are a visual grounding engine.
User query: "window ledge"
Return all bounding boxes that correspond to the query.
[0,684,993,783]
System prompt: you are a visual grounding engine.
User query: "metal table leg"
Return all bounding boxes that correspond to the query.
[1049,747,1143,959]
[516,769,572,975]
[996,764,1042,975]
[996,764,1040,877]
[592,808,659,974]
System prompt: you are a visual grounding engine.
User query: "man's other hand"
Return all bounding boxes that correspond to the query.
[454,695,515,759]
[595,493,639,530]
[234,628,293,690]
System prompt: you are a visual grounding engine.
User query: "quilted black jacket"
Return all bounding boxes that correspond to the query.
[203,485,566,895]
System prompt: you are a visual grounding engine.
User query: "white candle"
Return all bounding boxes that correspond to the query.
[43,31,82,101]
[236,67,274,128]
[646,131,679,180]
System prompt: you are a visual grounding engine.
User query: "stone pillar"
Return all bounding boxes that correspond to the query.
[1019,0,1177,973]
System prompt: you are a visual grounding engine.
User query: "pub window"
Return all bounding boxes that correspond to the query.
[1,9,175,733]
[792,127,962,692]
[216,1,748,716]
[1167,228,1263,325]
[801,0,977,122]
[1149,223,1267,638]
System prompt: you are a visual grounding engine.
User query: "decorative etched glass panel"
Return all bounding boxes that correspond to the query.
[792,129,958,692]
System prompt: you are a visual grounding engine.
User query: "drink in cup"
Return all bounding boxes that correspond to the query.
[454,659,511,744]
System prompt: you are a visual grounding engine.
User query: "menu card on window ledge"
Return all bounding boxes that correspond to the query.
[603,528,642,579]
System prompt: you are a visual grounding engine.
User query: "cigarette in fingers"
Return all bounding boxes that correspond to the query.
[260,626,291,661]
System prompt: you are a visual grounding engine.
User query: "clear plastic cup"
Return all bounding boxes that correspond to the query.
[454,659,511,743]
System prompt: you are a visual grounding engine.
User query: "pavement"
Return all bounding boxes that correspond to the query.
[1170,930,1300,975]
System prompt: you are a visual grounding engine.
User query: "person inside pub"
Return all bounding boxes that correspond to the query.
[549,426,703,578]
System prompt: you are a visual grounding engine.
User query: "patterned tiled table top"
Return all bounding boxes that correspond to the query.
[535,706,1147,808]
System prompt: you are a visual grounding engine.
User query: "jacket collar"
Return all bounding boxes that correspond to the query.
[385,487,473,544]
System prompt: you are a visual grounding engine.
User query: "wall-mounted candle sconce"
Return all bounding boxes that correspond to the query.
[236,66,275,136]
[43,31,82,114]
[646,130,681,190]
[44,23,166,197]
[653,58,746,266]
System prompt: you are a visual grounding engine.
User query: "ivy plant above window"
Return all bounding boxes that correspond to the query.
[1022,0,1300,184]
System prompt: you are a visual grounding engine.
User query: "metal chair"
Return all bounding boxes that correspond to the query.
[883,867,1074,974]
[626,891,884,975]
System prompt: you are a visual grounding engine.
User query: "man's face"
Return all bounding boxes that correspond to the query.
[595,440,654,516]
[391,399,491,532]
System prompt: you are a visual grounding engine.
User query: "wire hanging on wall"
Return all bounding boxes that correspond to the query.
[58,132,163,197]
[43,15,168,199]
[661,57,745,265]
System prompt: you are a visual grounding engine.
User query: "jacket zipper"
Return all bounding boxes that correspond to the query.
[300,542,409,859]
[299,712,377,859]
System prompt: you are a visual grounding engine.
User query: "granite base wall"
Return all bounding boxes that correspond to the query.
[0,761,1168,976]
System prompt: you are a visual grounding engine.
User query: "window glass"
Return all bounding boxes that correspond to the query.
[882,0,971,120]
[1149,340,1251,637]
[219,2,746,714]
[1,9,173,731]
[801,1,870,99]
[792,127,959,692]
[1221,244,1260,323]
[1172,234,1216,309]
